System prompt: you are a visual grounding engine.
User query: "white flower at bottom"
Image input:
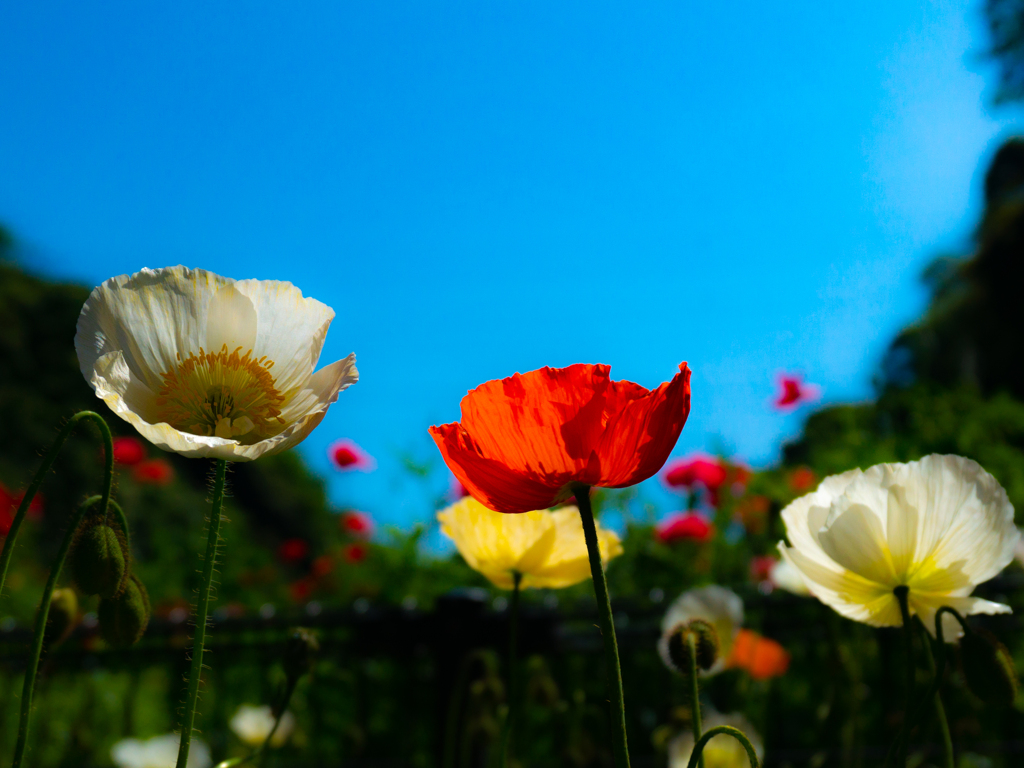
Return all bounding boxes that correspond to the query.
[76,266,357,461]
[778,455,1020,639]
[230,704,296,747]
[668,710,763,768]
[658,585,743,676]
[111,734,210,768]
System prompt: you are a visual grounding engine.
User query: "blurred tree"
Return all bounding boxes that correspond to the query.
[986,0,1024,103]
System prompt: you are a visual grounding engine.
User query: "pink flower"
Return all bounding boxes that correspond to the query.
[278,539,309,564]
[133,458,175,486]
[656,512,715,544]
[112,436,146,466]
[773,374,820,411]
[328,439,376,472]
[340,511,373,538]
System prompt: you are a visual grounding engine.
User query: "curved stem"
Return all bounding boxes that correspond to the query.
[685,725,760,768]
[176,459,228,768]
[498,572,521,768]
[0,411,114,599]
[918,620,953,768]
[687,634,705,768]
[10,494,102,768]
[574,484,630,768]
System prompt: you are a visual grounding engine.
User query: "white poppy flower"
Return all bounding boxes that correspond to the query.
[658,585,743,675]
[111,734,210,768]
[230,704,296,747]
[778,455,1019,639]
[76,266,357,461]
[668,710,763,768]
[769,557,811,596]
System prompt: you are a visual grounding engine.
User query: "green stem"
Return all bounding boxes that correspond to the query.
[176,459,228,768]
[918,620,953,768]
[891,586,914,768]
[687,634,705,768]
[0,411,114,599]
[498,572,521,768]
[574,483,630,768]
[11,494,103,768]
[685,725,760,768]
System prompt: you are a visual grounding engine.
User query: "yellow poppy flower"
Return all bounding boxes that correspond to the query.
[438,496,623,589]
[668,710,763,768]
[778,454,1020,638]
[75,266,357,461]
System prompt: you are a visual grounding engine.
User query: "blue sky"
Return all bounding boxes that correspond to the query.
[0,1,1020,537]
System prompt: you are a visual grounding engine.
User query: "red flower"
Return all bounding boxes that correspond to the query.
[328,439,376,472]
[1,484,44,524]
[343,542,367,563]
[430,363,691,514]
[340,511,373,538]
[112,436,146,466]
[663,455,728,491]
[788,466,817,493]
[0,507,11,537]
[278,539,309,564]
[773,374,820,411]
[289,579,314,603]
[656,512,714,543]
[727,629,790,679]
[312,554,335,577]
[749,555,777,582]
[133,458,174,486]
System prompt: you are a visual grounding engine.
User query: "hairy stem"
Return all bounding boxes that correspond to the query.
[498,571,522,768]
[918,621,953,768]
[0,411,113,599]
[688,634,705,768]
[685,725,760,768]
[575,483,630,768]
[11,495,103,767]
[176,459,228,768]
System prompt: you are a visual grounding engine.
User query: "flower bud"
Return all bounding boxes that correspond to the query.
[960,628,1018,706]
[71,523,127,599]
[667,618,720,675]
[98,574,150,647]
[283,627,319,681]
[45,588,79,646]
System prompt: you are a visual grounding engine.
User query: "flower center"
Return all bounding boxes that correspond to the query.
[156,345,286,440]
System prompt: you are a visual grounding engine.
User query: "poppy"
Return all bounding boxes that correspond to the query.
[430,363,690,513]
[343,542,367,564]
[328,439,376,472]
[663,455,727,491]
[340,511,373,537]
[788,466,817,493]
[112,436,147,466]
[311,554,335,577]
[278,539,309,564]
[134,458,175,486]
[727,629,790,679]
[773,374,820,411]
[656,512,714,544]
[289,579,313,603]
[749,555,777,583]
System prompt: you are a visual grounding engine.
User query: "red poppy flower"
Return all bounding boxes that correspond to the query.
[773,374,820,411]
[328,439,376,472]
[663,455,728,491]
[749,555,777,582]
[788,466,817,493]
[430,363,691,514]
[340,511,373,538]
[278,538,309,564]
[312,554,335,577]
[343,542,367,564]
[727,629,790,679]
[133,458,175,486]
[656,512,714,543]
[112,436,146,466]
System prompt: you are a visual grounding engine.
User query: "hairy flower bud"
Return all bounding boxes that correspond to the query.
[45,588,79,646]
[667,618,720,675]
[960,628,1018,706]
[98,574,150,647]
[71,523,127,599]
[283,627,320,681]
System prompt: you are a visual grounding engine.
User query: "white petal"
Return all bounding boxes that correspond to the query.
[780,468,863,574]
[912,593,1012,641]
[205,282,257,354]
[659,585,743,675]
[817,502,896,586]
[886,486,919,579]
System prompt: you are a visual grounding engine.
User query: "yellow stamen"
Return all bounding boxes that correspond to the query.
[156,345,286,440]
